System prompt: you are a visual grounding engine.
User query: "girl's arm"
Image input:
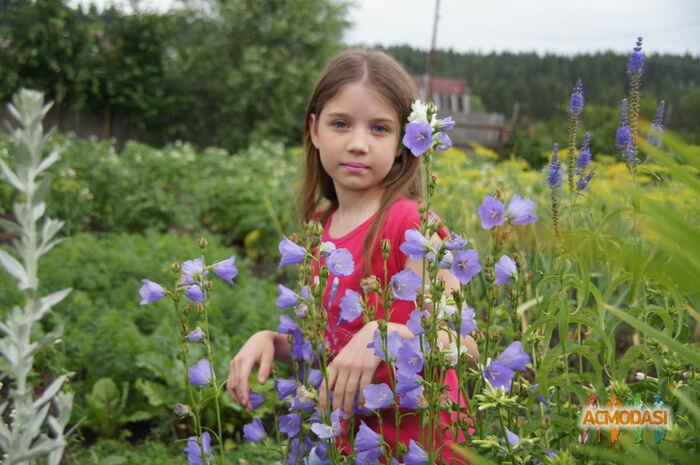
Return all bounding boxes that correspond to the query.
[227,330,292,411]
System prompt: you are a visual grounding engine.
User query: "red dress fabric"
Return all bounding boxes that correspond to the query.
[315,197,472,463]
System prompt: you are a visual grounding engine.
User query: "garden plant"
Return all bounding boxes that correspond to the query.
[0,37,698,465]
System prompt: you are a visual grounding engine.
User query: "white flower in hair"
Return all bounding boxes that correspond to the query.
[408,100,429,124]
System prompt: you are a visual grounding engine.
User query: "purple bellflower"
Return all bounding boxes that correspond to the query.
[291,328,312,362]
[213,255,238,285]
[505,194,538,225]
[453,307,476,337]
[277,314,298,334]
[185,327,204,342]
[356,447,382,465]
[444,232,468,251]
[451,249,481,285]
[184,432,213,465]
[397,336,424,373]
[279,235,307,267]
[548,143,562,188]
[483,360,515,392]
[390,268,422,301]
[439,250,453,269]
[308,369,323,388]
[275,284,298,309]
[181,258,207,285]
[399,229,431,260]
[185,285,205,303]
[505,427,521,447]
[310,409,343,439]
[339,289,363,324]
[367,329,403,362]
[403,122,432,157]
[278,413,301,438]
[407,309,429,336]
[404,439,428,465]
[363,383,393,410]
[139,279,165,305]
[494,254,517,285]
[249,390,265,410]
[243,418,266,442]
[497,341,530,371]
[627,37,644,76]
[435,132,453,151]
[478,195,505,230]
[396,370,423,409]
[187,359,212,386]
[354,420,382,452]
[326,248,354,277]
[275,378,296,400]
[569,78,584,117]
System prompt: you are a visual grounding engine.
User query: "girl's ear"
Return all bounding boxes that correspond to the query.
[309,113,319,148]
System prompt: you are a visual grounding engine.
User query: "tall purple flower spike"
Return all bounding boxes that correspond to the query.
[627,37,644,76]
[616,99,631,150]
[569,78,584,117]
[576,132,592,175]
[548,143,562,188]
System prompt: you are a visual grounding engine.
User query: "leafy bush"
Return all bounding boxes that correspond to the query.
[0,229,280,438]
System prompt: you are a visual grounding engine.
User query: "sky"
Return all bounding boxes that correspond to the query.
[70,0,700,56]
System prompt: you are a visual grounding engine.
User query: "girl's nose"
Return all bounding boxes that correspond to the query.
[347,128,369,154]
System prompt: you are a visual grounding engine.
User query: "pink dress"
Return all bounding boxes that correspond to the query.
[314,197,473,463]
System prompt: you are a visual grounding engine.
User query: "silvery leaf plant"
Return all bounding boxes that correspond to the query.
[0,89,73,465]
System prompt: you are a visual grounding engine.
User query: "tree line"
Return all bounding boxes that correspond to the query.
[1,1,697,154]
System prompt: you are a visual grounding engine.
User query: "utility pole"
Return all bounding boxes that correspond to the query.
[426,0,440,104]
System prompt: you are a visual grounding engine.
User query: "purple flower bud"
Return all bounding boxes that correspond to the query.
[437,116,455,131]
[185,327,204,342]
[278,235,307,267]
[174,403,188,416]
[478,195,505,230]
[407,309,429,336]
[187,359,212,386]
[504,427,520,447]
[494,254,517,285]
[243,418,266,442]
[139,279,165,305]
[576,168,595,191]
[402,122,432,157]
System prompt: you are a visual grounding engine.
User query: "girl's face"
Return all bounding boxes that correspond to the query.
[309,82,401,199]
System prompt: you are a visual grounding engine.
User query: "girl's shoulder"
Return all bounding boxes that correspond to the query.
[384,197,447,236]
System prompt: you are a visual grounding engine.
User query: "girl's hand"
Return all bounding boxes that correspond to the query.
[319,321,381,418]
[227,330,278,412]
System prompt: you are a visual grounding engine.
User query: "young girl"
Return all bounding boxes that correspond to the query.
[227,49,478,462]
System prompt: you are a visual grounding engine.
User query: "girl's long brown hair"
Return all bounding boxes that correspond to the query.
[300,49,423,276]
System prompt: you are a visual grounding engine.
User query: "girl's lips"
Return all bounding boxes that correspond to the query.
[343,163,368,173]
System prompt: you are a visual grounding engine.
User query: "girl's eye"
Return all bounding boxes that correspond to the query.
[332,120,348,129]
[373,125,389,134]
